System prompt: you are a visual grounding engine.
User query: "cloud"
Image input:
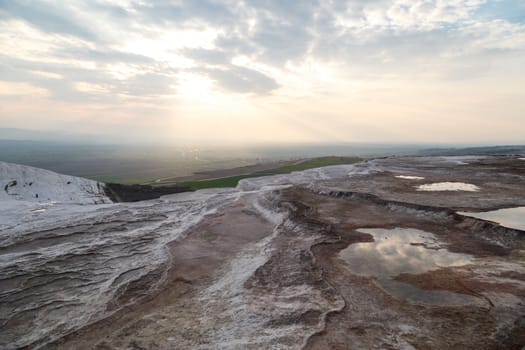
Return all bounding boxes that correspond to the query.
[182,48,230,65]
[0,52,176,102]
[0,1,95,40]
[250,17,313,64]
[0,81,48,97]
[56,47,155,65]
[131,0,236,27]
[305,1,525,81]
[0,0,524,145]
[202,65,279,94]
[2,0,524,100]
[113,72,176,97]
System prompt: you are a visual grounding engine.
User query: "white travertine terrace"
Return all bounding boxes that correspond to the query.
[417,182,480,192]
[395,175,425,180]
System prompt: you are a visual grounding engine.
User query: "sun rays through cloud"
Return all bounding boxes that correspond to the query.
[0,0,524,145]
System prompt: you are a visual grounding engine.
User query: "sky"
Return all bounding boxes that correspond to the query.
[0,0,524,146]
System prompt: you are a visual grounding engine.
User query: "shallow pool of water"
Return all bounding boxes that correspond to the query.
[340,228,472,277]
[458,207,525,231]
[339,228,475,305]
[395,175,424,180]
[417,182,480,192]
[377,279,483,306]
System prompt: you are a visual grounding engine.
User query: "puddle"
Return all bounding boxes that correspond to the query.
[32,208,47,214]
[378,279,483,306]
[416,182,480,192]
[458,207,525,231]
[340,228,472,277]
[395,175,424,180]
[520,158,525,161]
[339,228,476,306]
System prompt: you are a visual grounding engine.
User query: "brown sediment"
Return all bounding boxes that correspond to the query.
[395,268,525,299]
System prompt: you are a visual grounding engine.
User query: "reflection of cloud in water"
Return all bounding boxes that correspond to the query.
[339,228,477,306]
[459,207,525,231]
[339,228,472,277]
[417,182,480,191]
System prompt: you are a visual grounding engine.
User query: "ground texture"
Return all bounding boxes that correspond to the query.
[1,156,524,349]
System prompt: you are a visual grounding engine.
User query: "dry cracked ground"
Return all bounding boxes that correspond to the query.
[2,156,525,349]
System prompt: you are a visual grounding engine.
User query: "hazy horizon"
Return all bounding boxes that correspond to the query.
[2,127,523,148]
[1,1,524,146]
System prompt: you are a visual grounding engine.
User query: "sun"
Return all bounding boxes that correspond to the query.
[176,72,215,101]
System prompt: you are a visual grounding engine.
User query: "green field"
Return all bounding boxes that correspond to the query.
[178,156,359,190]
[92,156,360,189]
[269,157,358,173]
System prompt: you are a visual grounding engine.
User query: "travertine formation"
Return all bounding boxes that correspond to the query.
[1,156,524,349]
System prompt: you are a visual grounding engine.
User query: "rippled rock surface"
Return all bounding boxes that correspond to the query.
[1,156,525,349]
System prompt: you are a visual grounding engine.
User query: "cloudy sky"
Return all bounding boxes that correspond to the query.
[1,0,524,145]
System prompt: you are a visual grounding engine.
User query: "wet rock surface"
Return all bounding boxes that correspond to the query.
[1,156,524,349]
